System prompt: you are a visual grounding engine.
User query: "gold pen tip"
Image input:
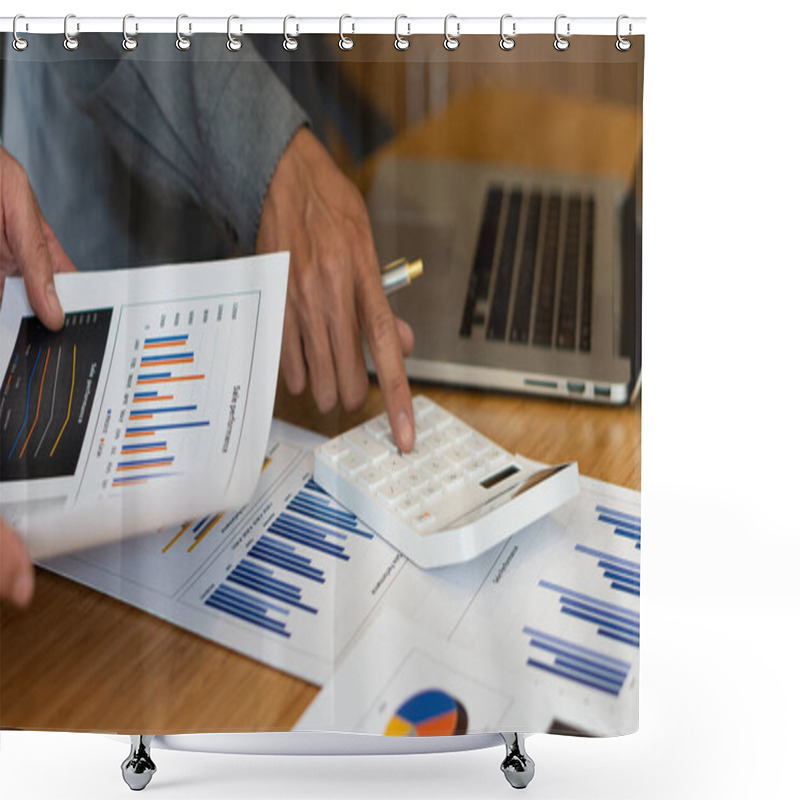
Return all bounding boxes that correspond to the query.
[407,258,424,282]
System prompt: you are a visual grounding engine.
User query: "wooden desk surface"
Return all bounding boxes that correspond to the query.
[1,382,639,733]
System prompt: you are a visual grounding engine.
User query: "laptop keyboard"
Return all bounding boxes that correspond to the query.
[460,186,595,352]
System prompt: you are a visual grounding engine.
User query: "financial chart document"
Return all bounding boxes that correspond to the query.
[0,254,288,558]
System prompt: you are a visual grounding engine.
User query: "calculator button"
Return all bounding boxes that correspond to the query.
[365,414,390,438]
[426,431,449,450]
[321,438,350,462]
[466,433,493,457]
[377,481,404,506]
[397,493,421,517]
[425,407,450,429]
[464,457,489,479]
[344,431,389,462]
[412,396,435,417]
[441,470,466,491]
[384,455,409,476]
[358,467,387,490]
[484,446,507,467]
[411,511,438,532]
[340,452,370,475]
[440,422,470,444]
[444,444,471,466]
[425,457,449,476]
[419,482,443,503]
[400,468,431,491]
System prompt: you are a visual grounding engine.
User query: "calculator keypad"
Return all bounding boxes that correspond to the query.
[316,396,519,535]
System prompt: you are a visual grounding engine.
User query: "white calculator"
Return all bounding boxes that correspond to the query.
[313,396,580,568]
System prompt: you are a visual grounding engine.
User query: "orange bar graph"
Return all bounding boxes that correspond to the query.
[162,521,193,554]
[132,395,174,403]
[137,374,205,385]
[187,513,224,553]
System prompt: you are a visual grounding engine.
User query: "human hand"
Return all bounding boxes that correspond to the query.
[0,518,34,608]
[257,128,416,451]
[1,146,76,607]
[1,146,76,324]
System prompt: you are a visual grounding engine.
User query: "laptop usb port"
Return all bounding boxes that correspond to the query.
[594,385,611,398]
[567,381,586,394]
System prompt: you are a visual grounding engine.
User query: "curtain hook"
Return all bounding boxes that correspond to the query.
[444,14,460,51]
[176,14,191,50]
[63,13,79,51]
[339,14,355,51]
[283,15,299,51]
[394,15,410,51]
[616,14,632,51]
[500,14,516,51]
[554,14,570,51]
[227,15,243,51]
[122,14,138,51]
[12,14,28,51]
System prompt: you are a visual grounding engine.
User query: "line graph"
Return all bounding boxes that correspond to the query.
[0,310,112,481]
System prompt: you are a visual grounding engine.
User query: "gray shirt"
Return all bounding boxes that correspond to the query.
[2,34,310,270]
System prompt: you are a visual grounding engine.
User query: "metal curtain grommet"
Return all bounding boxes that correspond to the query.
[227,15,242,51]
[443,14,460,51]
[394,15,410,50]
[616,14,632,51]
[553,14,570,51]
[339,14,354,50]
[12,14,28,51]
[176,14,191,50]
[283,15,299,51]
[63,13,79,51]
[499,14,515,50]
[122,14,138,51]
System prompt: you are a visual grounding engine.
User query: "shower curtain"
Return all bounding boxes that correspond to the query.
[0,22,643,744]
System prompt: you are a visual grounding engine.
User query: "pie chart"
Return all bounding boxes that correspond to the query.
[384,689,468,736]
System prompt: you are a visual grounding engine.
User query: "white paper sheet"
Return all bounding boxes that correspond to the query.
[0,254,289,559]
[295,476,640,736]
[295,608,556,736]
[42,420,406,685]
[41,417,640,735]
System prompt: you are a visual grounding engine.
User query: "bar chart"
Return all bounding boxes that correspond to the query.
[523,626,632,696]
[112,332,211,488]
[203,478,377,640]
[79,292,261,500]
[575,543,640,597]
[538,579,640,648]
[595,503,641,550]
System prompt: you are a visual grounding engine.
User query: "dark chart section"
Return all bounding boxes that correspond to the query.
[0,309,113,482]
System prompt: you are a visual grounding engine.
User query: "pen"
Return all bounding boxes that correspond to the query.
[381,257,424,295]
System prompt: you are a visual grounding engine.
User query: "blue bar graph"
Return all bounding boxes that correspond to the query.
[595,504,641,550]
[575,544,641,597]
[125,421,210,434]
[266,478,374,560]
[201,478,377,639]
[539,580,640,647]
[287,481,374,539]
[250,536,326,584]
[228,560,318,614]
[141,352,195,363]
[129,405,198,416]
[121,441,168,454]
[205,583,290,638]
[144,334,188,346]
[523,627,631,696]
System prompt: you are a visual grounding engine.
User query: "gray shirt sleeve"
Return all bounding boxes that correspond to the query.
[54,34,309,251]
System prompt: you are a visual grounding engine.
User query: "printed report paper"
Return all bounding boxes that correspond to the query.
[0,254,289,559]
